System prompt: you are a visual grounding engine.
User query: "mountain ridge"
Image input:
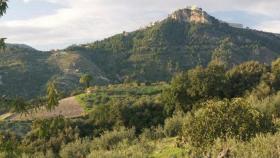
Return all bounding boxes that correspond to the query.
[1,6,280,98]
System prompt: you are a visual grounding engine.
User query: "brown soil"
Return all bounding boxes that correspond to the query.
[9,97,84,121]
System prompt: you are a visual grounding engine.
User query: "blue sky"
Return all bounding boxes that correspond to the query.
[0,0,279,50]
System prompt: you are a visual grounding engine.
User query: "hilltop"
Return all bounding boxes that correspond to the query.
[1,6,280,98]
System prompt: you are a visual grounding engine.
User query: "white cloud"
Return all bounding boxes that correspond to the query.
[256,20,280,34]
[1,0,280,50]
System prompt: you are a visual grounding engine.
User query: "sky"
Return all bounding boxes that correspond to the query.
[0,0,280,51]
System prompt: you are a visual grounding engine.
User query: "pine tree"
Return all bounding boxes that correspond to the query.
[46,81,59,111]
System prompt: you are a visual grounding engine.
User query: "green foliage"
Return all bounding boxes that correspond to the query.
[211,37,234,66]
[0,0,8,16]
[0,132,20,158]
[21,117,79,154]
[59,138,91,158]
[88,96,166,133]
[181,99,275,147]
[121,97,165,132]
[46,81,59,111]
[92,127,136,150]
[76,83,164,113]
[164,112,185,137]
[248,92,280,118]
[80,74,93,88]
[226,61,268,97]
[162,63,227,115]
[0,0,8,51]
[140,126,165,141]
[204,133,280,158]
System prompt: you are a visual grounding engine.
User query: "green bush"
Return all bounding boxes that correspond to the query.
[226,61,267,97]
[140,126,165,140]
[21,117,80,154]
[59,138,91,158]
[164,112,186,137]
[92,127,136,150]
[207,132,280,158]
[248,92,280,118]
[181,99,275,147]
[88,140,154,158]
[121,97,165,132]
[21,150,55,158]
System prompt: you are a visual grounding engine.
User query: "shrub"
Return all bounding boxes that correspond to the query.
[164,112,185,137]
[226,61,267,97]
[88,140,154,158]
[21,116,80,154]
[121,97,165,132]
[208,132,280,158]
[181,99,276,147]
[92,127,136,150]
[140,126,165,140]
[248,92,280,118]
[59,138,91,158]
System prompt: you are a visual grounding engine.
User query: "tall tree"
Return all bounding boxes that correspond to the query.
[79,74,93,89]
[46,81,59,111]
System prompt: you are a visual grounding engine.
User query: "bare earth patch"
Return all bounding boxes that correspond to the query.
[9,97,85,121]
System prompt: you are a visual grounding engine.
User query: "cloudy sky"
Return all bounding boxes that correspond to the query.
[0,0,279,50]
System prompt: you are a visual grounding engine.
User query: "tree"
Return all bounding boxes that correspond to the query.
[162,62,227,116]
[46,81,59,111]
[11,97,28,116]
[181,99,275,147]
[226,61,267,97]
[79,74,93,89]
[0,0,8,50]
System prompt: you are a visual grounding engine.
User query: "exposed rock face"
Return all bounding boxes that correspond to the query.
[170,6,211,24]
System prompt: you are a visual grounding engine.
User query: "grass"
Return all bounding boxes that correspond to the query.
[151,137,188,158]
[76,82,166,113]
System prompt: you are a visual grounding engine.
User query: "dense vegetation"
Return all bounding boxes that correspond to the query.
[1,58,280,157]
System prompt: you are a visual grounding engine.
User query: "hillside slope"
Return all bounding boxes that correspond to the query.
[74,7,280,82]
[1,7,280,98]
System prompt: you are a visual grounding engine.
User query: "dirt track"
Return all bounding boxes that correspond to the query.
[9,97,84,121]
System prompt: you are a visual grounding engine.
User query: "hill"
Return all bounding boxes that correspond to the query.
[1,7,280,98]
[70,7,280,82]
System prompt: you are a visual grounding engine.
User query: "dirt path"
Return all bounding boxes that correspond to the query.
[9,96,84,121]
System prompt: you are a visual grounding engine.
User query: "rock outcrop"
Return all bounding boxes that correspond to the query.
[169,6,211,24]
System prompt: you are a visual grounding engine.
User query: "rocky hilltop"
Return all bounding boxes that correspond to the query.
[169,6,213,24]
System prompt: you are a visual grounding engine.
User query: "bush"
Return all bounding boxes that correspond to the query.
[226,61,267,97]
[21,116,80,154]
[121,97,165,132]
[59,138,91,158]
[21,150,55,158]
[140,126,165,140]
[88,140,154,158]
[164,112,185,137]
[208,132,280,158]
[181,99,276,147]
[92,127,136,150]
[248,92,280,118]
